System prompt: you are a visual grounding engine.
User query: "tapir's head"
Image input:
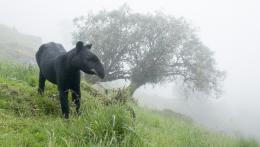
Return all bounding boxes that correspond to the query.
[72,41,105,79]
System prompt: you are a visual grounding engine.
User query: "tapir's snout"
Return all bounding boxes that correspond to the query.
[89,62,105,79]
[96,63,105,79]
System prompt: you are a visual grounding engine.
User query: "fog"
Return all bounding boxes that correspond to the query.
[1,0,260,140]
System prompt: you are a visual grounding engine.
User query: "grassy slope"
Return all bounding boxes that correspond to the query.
[0,24,41,63]
[0,63,258,147]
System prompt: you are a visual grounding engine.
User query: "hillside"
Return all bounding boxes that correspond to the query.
[0,24,41,63]
[0,62,258,147]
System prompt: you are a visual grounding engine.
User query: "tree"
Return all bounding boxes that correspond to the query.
[73,5,225,97]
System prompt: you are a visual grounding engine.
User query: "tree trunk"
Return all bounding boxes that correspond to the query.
[127,82,142,96]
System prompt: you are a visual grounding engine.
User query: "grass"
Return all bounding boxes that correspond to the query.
[0,62,259,147]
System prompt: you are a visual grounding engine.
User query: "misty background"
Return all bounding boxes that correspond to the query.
[0,0,259,140]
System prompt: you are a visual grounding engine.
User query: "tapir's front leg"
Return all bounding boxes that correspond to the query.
[55,58,70,118]
[59,89,69,118]
[72,85,81,115]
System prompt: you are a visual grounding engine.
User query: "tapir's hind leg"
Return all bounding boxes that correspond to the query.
[38,71,46,95]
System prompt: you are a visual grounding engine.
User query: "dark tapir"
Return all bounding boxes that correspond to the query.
[36,41,104,118]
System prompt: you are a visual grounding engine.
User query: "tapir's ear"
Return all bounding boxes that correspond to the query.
[85,44,92,49]
[76,41,84,53]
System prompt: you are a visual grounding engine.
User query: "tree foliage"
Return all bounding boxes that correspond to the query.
[73,5,225,96]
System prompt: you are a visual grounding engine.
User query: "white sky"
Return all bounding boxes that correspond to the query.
[0,0,260,140]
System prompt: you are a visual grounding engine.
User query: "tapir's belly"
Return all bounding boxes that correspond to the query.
[40,61,57,84]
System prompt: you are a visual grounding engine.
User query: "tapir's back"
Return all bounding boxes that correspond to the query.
[36,42,66,84]
[36,42,66,65]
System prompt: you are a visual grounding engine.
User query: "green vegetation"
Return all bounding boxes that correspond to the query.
[0,63,258,147]
[0,24,41,63]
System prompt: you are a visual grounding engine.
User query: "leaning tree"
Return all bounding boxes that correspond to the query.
[73,5,225,97]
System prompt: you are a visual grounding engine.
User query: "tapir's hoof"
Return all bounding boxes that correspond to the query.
[63,114,69,119]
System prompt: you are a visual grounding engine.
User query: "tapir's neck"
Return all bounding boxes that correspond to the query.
[63,48,81,73]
